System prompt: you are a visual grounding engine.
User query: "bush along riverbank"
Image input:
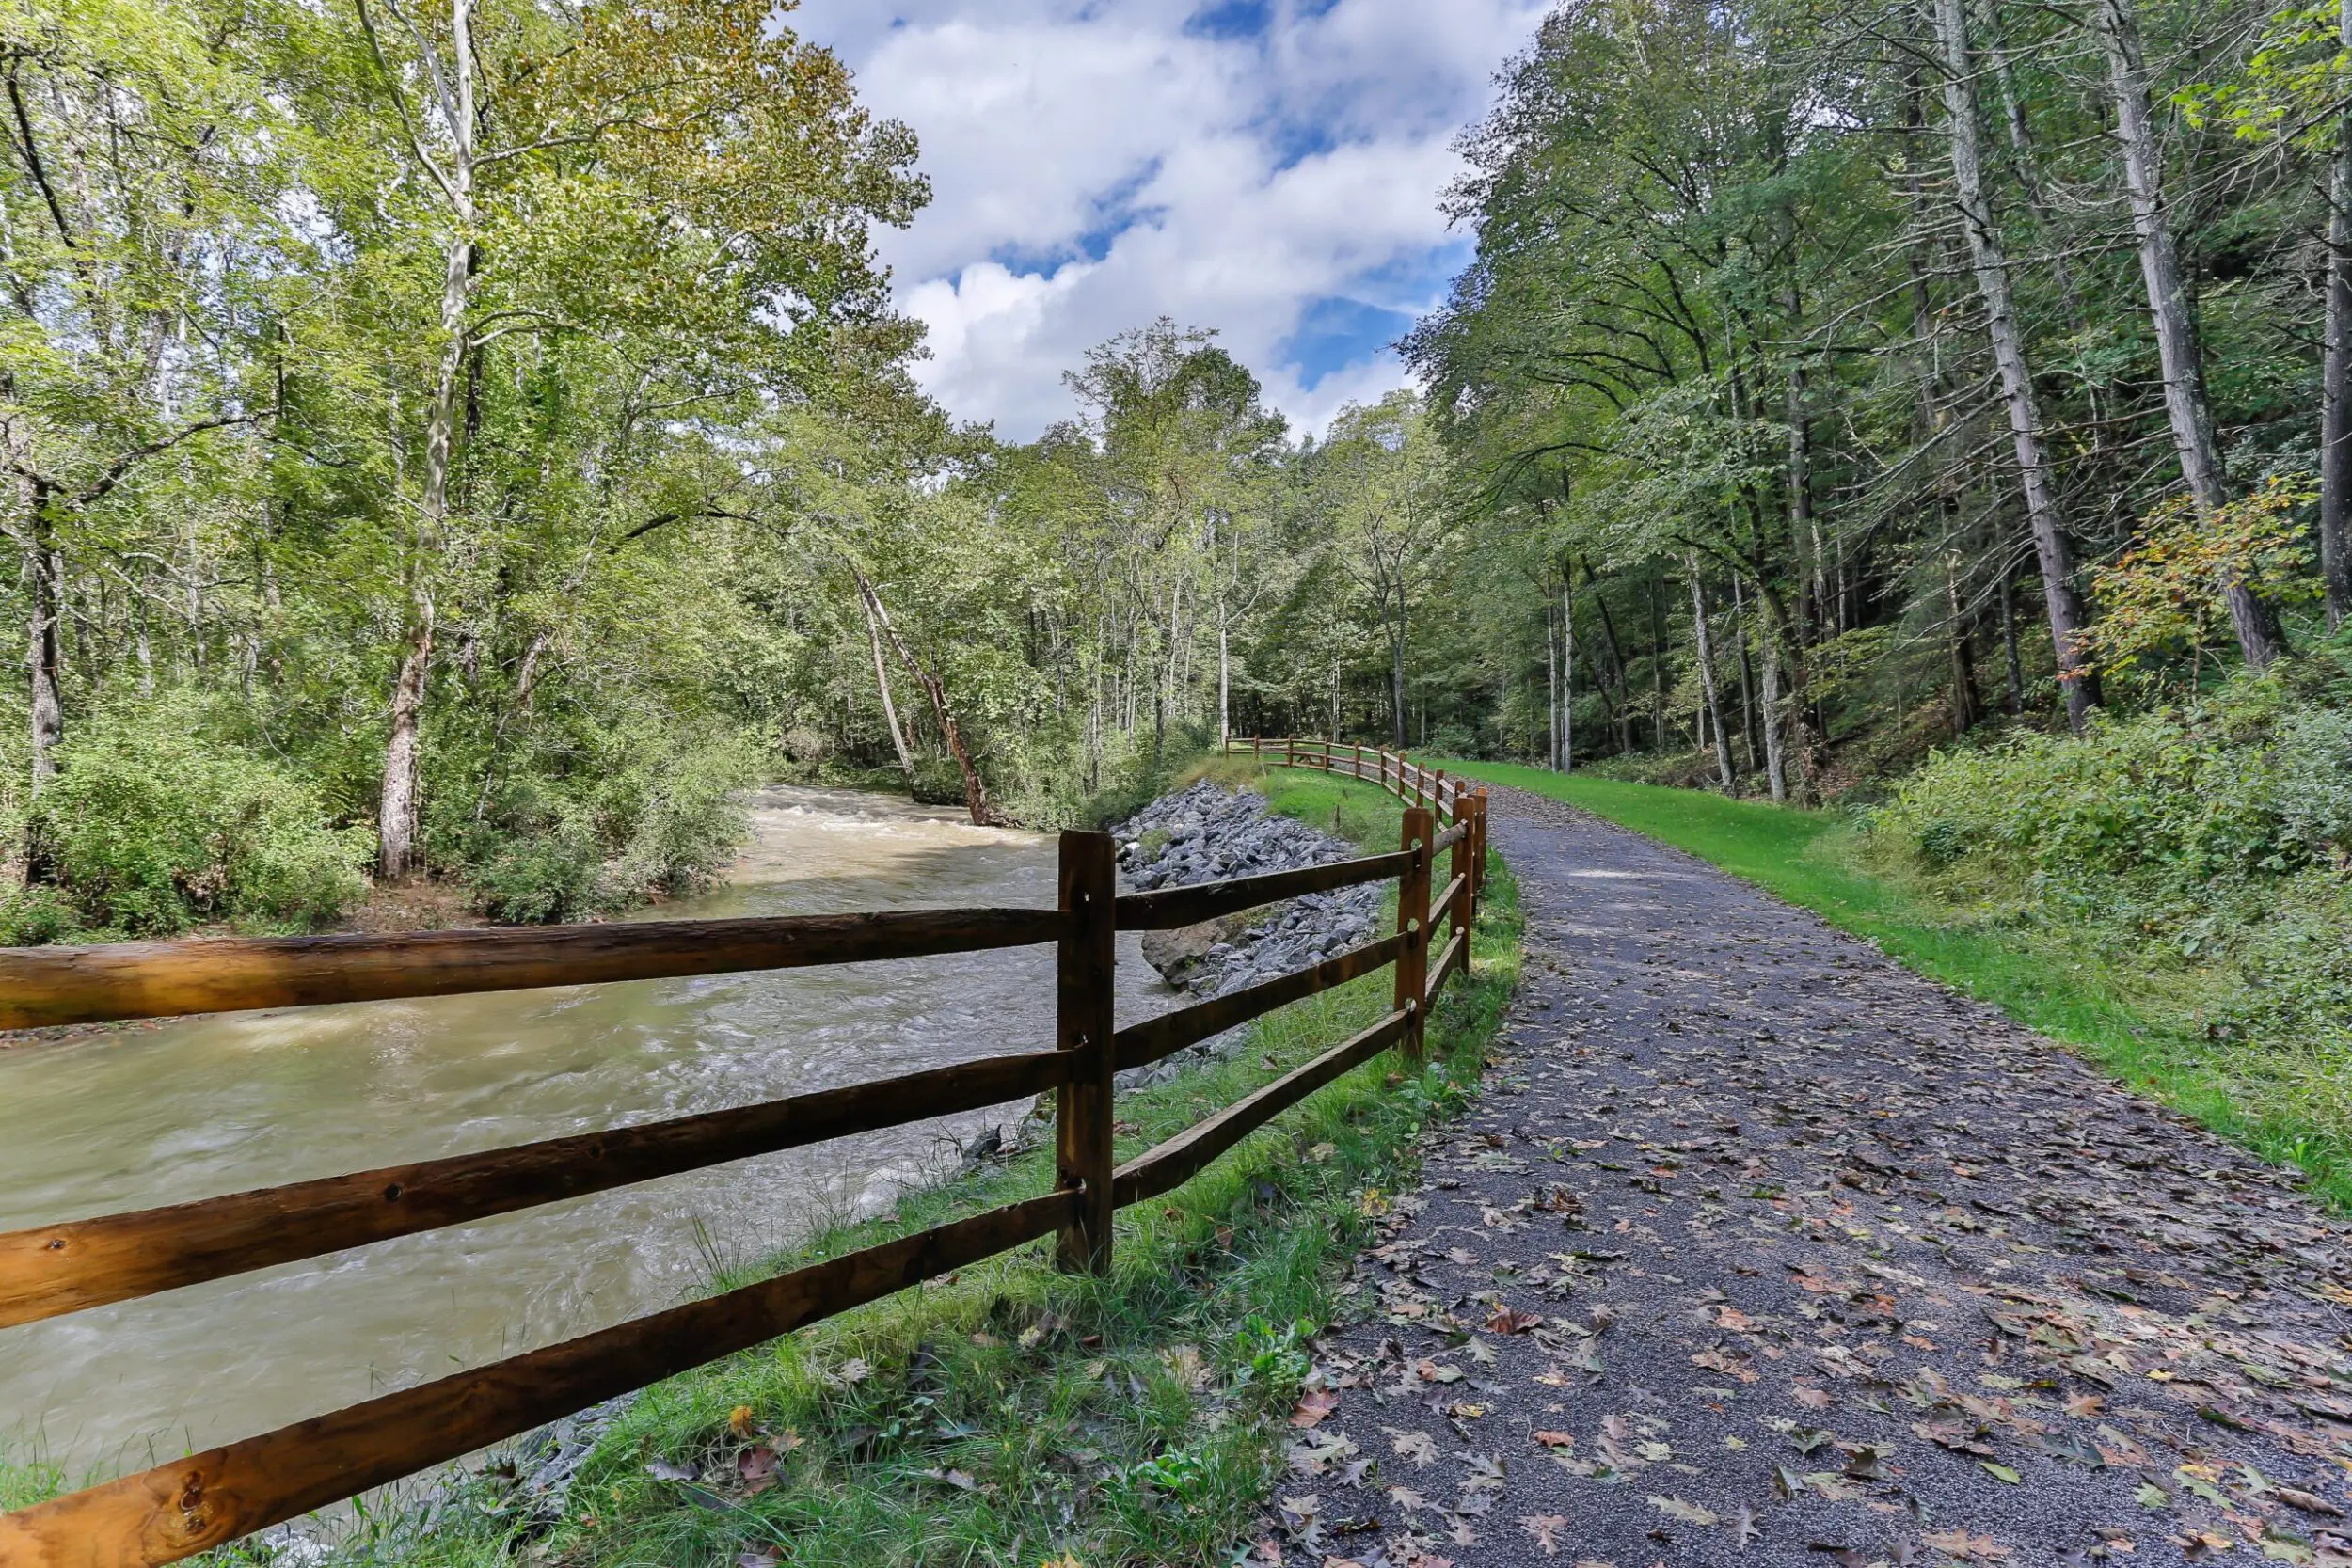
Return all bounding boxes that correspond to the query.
[201,766,1518,1568]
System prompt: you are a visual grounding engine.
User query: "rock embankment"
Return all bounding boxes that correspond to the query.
[1107,783,1383,1090]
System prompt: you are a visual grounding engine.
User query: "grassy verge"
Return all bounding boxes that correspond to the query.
[121,770,1514,1568]
[1428,759,2352,1212]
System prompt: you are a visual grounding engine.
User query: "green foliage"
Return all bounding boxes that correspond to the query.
[466,732,757,924]
[31,697,368,937]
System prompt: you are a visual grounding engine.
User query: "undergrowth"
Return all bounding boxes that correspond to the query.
[104,768,1519,1568]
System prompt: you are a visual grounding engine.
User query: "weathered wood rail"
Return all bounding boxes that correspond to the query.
[0,760,1487,1568]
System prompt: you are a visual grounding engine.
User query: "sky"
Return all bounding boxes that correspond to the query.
[791,0,1551,442]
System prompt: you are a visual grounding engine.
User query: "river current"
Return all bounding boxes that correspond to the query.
[0,786,1175,1479]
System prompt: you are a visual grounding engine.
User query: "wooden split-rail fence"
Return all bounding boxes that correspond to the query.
[0,749,1488,1568]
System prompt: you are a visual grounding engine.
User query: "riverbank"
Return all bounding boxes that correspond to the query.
[1428,758,2352,1212]
[227,767,1520,1568]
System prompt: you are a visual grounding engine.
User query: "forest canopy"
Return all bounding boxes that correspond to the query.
[4,0,2351,942]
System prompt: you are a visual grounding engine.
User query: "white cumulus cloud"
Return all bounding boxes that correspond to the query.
[791,0,1549,439]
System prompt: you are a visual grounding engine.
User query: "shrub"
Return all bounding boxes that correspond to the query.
[29,696,367,937]
[466,733,756,924]
[471,825,603,926]
[0,886,75,946]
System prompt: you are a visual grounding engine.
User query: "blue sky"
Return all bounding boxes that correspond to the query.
[791,0,1550,440]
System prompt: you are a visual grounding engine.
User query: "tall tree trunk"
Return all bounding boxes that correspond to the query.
[24,486,60,797]
[2322,0,2352,630]
[1687,556,1735,790]
[1946,552,1984,735]
[1999,558,2026,714]
[379,0,477,879]
[1561,578,1575,772]
[1545,594,1560,770]
[1730,575,1759,771]
[1216,620,1230,749]
[2090,0,2290,667]
[856,569,996,826]
[1389,607,1407,750]
[864,592,916,787]
[1932,0,2104,729]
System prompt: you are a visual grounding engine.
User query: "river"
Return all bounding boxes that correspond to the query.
[0,787,1175,1480]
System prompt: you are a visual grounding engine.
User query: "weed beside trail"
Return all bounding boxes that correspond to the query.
[297,769,1518,1568]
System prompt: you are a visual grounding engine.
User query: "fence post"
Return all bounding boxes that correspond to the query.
[1448,800,1472,943]
[1433,768,1446,821]
[1056,831,1117,1274]
[1395,806,1432,1057]
[1470,791,1488,906]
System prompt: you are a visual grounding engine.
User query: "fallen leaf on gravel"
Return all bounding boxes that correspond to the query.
[1920,1528,2011,1560]
[1979,1461,2022,1484]
[2135,1481,2170,1508]
[1289,1433,1361,1477]
[1533,1431,1577,1449]
[1486,1306,1543,1334]
[2277,1486,2344,1516]
[1649,1495,1719,1526]
[1730,1505,1758,1548]
[1385,1427,1438,1467]
[1518,1514,1569,1555]
[1417,1359,1465,1383]
[1716,1306,1756,1332]
[1914,1419,1994,1457]
[1292,1390,1341,1428]
[1790,1386,1835,1410]
[1387,1485,1429,1511]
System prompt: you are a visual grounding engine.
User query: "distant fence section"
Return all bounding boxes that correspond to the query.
[0,752,1488,1568]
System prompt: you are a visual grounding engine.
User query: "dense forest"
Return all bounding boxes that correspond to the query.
[5,0,2351,958]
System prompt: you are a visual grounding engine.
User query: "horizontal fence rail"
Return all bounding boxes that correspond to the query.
[0,908,1071,1032]
[0,756,1490,1568]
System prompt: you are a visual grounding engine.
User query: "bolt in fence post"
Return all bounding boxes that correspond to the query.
[1395,806,1432,1057]
[1056,831,1117,1275]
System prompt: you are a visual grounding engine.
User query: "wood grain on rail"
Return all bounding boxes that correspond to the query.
[1113,852,1409,932]
[0,1049,1070,1328]
[1427,927,1468,996]
[0,1190,1076,1568]
[0,908,1070,1030]
[1111,1008,1409,1206]
[1112,931,1406,1071]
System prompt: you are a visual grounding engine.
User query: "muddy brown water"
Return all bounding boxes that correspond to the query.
[0,787,1177,1481]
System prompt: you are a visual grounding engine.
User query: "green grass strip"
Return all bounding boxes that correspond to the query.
[1426,759,2352,1212]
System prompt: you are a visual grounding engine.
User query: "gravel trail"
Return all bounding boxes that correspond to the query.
[1269,785,2352,1568]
